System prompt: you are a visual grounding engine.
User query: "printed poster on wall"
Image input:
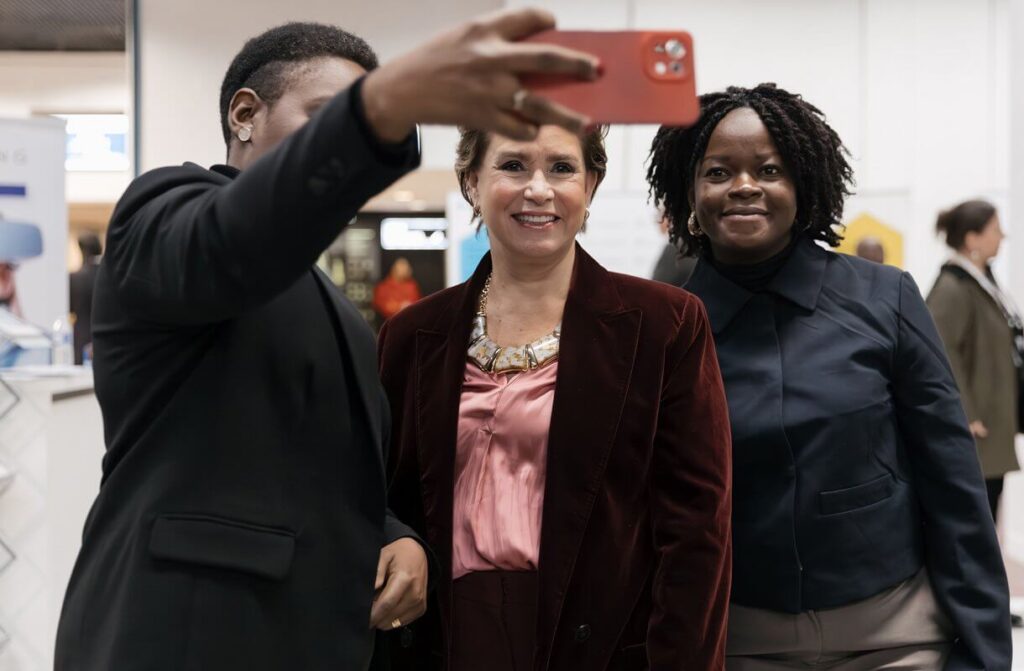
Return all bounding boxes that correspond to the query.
[0,117,68,332]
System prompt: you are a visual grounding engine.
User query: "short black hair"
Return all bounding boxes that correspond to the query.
[219,22,379,145]
[78,232,102,258]
[646,83,854,256]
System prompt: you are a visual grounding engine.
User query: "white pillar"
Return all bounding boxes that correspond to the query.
[1012,0,1024,303]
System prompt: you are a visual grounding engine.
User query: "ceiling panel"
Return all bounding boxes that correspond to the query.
[0,0,125,51]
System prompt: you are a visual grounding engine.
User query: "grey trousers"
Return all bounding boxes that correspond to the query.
[726,569,952,670]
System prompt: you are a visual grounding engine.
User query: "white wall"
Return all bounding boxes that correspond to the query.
[134,0,501,173]
[1012,0,1024,339]
[0,52,127,118]
[1001,0,1024,581]
[0,52,130,204]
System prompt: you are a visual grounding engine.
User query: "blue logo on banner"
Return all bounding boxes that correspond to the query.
[0,185,27,197]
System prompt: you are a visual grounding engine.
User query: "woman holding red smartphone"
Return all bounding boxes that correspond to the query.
[378,121,732,670]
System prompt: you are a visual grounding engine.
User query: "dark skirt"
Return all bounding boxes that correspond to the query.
[450,570,538,671]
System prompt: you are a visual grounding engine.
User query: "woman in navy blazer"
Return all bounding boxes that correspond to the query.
[647,83,1010,669]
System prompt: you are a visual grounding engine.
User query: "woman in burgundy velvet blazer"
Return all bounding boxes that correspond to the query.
[377,125,732,671]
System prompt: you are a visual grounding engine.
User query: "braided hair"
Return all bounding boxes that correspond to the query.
[646,83,854,256]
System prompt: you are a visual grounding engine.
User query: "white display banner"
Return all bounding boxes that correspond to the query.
[0,117,68,332]
[578,191,663,279]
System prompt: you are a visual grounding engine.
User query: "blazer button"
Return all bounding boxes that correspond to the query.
[328,157,347,178]
[574,624,591,643]
[400,626,414,649]
[307,175,330,196]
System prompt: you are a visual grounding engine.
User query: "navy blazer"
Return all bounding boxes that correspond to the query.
[686,238,1010,670]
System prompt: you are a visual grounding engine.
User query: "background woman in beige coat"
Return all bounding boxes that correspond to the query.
[928,199,1021,521]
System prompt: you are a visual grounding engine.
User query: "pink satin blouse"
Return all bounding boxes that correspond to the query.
[451,361,558,579]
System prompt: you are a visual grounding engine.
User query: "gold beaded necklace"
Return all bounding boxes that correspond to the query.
[467,273,561,374]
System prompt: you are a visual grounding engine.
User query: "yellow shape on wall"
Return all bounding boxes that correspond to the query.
[836,212,904,268]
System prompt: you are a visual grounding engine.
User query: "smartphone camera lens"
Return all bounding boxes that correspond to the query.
[670,61,684,76]
[664,39,686,60]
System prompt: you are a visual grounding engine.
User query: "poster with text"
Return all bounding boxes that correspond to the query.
[0,117,68,331]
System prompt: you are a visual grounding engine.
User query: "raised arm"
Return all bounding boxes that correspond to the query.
[105,81,418,325]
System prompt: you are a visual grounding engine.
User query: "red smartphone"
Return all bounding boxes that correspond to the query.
[520,30,699,126]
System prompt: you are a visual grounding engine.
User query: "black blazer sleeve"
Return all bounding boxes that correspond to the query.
[104,79,419,325]
[891,272,1011,670]
[379,386,440,587]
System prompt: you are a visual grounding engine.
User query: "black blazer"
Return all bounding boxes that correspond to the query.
[55,83,423,671]
[686,238,1010,670]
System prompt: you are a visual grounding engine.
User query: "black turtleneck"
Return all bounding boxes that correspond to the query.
[706,237,799,293]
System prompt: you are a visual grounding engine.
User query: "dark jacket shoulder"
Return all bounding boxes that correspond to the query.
[110,163,225,227]
[820,249,905,304]
[929,264,975,297]
[608,270,704,316]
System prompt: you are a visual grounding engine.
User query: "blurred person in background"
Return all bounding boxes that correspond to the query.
[69,232,102,363]
[373,256,421,320]
[854,236,885,264]
[927,199,1020,523]
[54,10,601,671]
[648,83,1010,670]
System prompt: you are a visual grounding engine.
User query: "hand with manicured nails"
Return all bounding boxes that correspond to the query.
[369,537,429,630]
[361,8,600,143]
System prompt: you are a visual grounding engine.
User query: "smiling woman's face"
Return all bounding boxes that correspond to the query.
[467,125,596,266]
[693,107,798,265]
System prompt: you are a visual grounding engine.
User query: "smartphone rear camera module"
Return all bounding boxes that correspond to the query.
[664,39,687,60]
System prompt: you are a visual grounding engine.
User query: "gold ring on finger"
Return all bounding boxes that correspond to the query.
[391,618,403,629]
[512,89,528,113]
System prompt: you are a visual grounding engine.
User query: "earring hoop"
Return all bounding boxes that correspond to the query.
[237,126,253,142]
[687,212,702,236]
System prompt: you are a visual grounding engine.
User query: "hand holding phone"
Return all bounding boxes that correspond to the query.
[520,31,699,126]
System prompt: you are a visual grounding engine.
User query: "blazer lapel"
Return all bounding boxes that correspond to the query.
[312,267,384,451]
[413,256,491,652]
[403,247,640,657]
[536,246,641,658]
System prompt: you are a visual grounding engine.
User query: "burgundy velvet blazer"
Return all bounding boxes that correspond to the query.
[377,246,732,670]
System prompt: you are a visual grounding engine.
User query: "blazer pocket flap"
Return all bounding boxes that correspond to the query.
[149,514,295,580]
[819,475,894,515]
